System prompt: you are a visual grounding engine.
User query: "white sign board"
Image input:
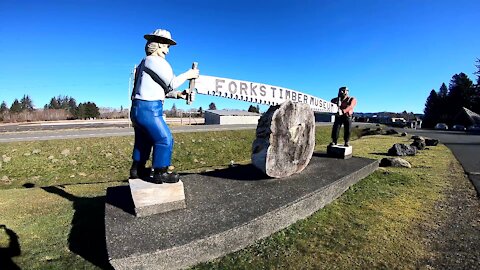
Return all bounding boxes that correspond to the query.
[195,75,337,113]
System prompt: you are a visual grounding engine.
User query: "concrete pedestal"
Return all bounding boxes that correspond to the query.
[106,155,379,270]
[327,145,353,159]
[129,179,186,217]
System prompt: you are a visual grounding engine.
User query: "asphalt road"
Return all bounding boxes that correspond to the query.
[404,129,480,195]
[0,118,204,133]
[0,124,259,143]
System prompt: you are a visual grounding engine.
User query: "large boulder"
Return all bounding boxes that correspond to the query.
[388,143,417,156]
[425,138,439,146]
[385,129,399,135]
[411,137,426,150]
[361,127,383,136]
[251,100,315,178]
[379,157,412,168]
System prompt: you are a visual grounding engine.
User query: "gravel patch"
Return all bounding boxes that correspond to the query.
[421,165,480,269]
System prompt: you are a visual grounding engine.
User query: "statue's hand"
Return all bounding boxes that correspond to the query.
[184,68,199,80]
[180,90,195,102]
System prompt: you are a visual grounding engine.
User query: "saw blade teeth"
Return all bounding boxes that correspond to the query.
[196,75,337,113]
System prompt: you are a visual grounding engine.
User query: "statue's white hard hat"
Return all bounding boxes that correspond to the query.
[144,29,177,45]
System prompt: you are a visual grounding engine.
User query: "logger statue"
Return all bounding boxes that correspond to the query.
[129,28,199,184]
[128,28,199,216]
[327,86,357,159]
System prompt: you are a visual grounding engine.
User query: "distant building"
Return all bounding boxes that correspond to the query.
[204,110,261,125]
[354,111,423,128]
[314,112,335,122]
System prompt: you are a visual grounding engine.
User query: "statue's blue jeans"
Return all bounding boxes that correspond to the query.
[130,99,173,169]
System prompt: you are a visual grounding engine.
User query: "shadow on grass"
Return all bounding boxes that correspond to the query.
[42,186,113,270]
[0,225,21,270]
[105,185,135,216]
[369,152,389,156]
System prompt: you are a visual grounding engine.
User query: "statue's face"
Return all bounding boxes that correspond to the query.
[157,43,170,58]
[339,88,348,98]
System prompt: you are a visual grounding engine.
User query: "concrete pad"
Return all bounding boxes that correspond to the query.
[129,179,186,217]
[105,154,378,270]
[327,144,352,159]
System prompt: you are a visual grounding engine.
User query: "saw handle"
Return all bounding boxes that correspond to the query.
[187,62,198,105]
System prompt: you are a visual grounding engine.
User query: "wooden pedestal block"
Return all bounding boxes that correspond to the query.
[129,179,186,217]
[327,145,353,159]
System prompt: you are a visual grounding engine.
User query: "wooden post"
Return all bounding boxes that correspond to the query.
[187,62,198,105]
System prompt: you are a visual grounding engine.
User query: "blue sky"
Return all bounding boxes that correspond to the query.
[0,0,479,113]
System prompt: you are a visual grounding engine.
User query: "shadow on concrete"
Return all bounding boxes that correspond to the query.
[313,151,357,159]
[0,225,21,270]
[42,186,113,270]
[105,185,136,216]
[312,152,329,158]
[200,164,266,181]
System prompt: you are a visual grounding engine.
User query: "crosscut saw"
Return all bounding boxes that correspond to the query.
[186,63,338,113]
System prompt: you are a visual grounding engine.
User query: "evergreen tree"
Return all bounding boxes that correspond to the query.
[475,58,480,85]
[85,102,100,118]
[20,94,34,111]
[76,103,86,119]
[46,95,79,118]
[447,73,474,124]
[0,101,8,114]
[248,105,260,113]
[423,90,439,128]
[67,97,78,117]
[438,83,448,98]
[47,97,60,109]
[75,102,99,119]
[436,83,450,123]
[208,102,217,110]
[10,99,22,113]
[170,103,178,117]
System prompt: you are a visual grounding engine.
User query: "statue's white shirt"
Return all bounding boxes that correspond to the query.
[133,56,184,101]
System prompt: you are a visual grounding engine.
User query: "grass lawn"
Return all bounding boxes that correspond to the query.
[0,126,465,269]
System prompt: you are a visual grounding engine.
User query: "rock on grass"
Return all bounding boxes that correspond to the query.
[411,137,426,150]
[425,138,439,146]
[380,157,412,168]
[388,143,417,156]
